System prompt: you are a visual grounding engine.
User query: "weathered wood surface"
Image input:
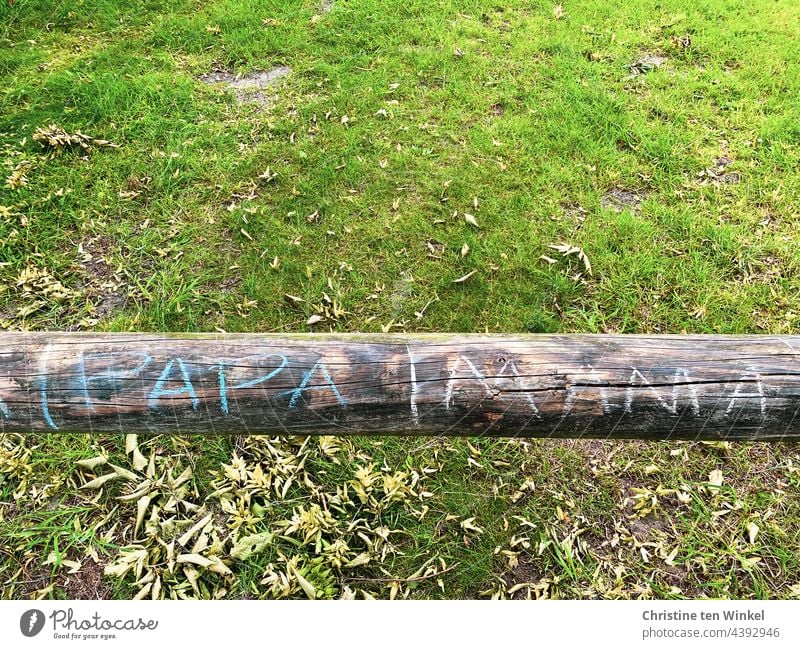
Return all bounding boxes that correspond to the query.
[1,333,800,439]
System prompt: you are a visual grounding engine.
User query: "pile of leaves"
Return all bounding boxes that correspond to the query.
[3,432,799,600]
[0,434,33,507]
[32,125,119,152]
[75,434,437,599]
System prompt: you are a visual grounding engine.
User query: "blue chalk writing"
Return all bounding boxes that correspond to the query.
[216,354,288,414]
[217,366,228,414]
[38,345,58,430]
[78,352,152,411]
[0,398,9,419]
[148,358,199,411]
[39,373,57,430]
[288,359,346,409]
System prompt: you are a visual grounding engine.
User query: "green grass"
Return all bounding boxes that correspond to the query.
[1,0,800,599]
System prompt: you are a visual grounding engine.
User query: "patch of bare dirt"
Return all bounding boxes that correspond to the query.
[94,293,128,319]
[198,66,292,105]
[501,554,549,599]
[627,515,667,541]
[59,559,112,599]
[659,562,707,598]
[629,55,667,76]
[698,156,741,185]
[601,188,647,213]
[218,276,241,293]
[14,569,53,598]
[78,236,128,320]
[119,174,152,201]
[561,201,588,224]
[660,564,700,596]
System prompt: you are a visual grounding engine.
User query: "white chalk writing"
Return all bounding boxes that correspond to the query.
[725,373,766,416]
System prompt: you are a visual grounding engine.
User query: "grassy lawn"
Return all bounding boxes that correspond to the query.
[1,0,799,599]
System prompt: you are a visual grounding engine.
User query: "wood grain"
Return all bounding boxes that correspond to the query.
[1,333,800,439]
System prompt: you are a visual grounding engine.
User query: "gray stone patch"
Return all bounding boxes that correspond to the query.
[320,0,335,12]
[601,188,646,213]
[198,66,292,105]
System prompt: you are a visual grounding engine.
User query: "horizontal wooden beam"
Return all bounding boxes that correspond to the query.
[1,333,799,439]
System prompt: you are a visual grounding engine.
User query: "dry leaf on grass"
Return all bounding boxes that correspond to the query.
[548,242,592,276]
[464,214,479,228]
[453,270,477,284]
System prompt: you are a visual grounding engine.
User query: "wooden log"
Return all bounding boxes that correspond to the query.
[1,333,800,439]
